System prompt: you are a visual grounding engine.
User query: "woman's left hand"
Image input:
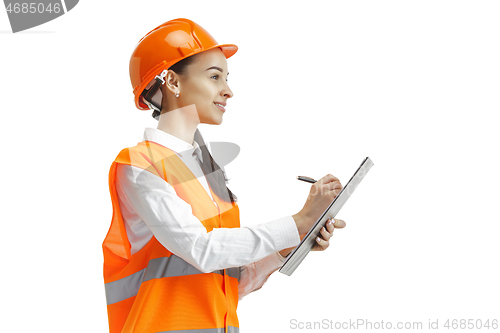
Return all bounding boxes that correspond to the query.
[309,218,346,251]
[279,218,346,257]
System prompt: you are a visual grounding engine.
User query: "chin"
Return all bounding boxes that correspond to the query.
[202,117,223,125]
[211,114,224,125]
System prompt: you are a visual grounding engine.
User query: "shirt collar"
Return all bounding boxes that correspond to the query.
[143,128,203,162]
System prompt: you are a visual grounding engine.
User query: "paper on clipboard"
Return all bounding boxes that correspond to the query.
[279,157,374,276]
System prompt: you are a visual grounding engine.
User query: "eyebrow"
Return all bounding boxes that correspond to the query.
[206,66,229,75]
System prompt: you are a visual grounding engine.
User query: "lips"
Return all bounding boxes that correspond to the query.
[214,102,226,112]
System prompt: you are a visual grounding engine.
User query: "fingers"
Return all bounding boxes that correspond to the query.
[325,219,335,233]
[324,182,342,198]
[321,174,343,195]
[314,218,346,251]
[325,218,346,233]
[315,235,330,250]
[332,218,346,229]
[320,225,333,242]
[317,174,340,185]
[314,220,335,251]
[314,175,343,199]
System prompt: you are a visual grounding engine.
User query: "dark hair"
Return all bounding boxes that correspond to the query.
[153,54,237,204]
[151,55,197,121]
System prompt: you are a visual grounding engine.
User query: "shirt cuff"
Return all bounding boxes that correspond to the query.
[268,216,301,251]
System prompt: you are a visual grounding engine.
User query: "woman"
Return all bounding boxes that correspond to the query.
[103,18,346,333]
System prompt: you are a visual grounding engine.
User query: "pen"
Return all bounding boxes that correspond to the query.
[297,176,317,183]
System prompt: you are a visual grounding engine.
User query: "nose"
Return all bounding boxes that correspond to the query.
[221,81,233,99]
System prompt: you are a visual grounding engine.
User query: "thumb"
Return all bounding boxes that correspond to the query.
[332,219,346,228]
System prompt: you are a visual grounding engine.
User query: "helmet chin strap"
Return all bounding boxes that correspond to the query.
[141,70,168,112]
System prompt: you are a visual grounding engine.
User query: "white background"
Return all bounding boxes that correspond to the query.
[1,1,499,332]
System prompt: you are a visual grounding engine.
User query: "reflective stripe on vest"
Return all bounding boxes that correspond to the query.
[105,255,241,305]
[157,327,239,333]
[103,140,241,333]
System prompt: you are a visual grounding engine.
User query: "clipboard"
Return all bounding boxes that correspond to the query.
[279,157,374,276]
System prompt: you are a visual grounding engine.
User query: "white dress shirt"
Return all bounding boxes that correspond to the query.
[114,128,300,301]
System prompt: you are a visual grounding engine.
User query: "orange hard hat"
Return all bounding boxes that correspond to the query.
[129,18,238,111]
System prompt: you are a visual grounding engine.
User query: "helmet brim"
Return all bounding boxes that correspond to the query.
[214,43,238,59]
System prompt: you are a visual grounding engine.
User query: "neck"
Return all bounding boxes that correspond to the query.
[157,104,200,145]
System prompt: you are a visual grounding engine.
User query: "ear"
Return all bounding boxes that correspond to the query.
[163,70,181,95]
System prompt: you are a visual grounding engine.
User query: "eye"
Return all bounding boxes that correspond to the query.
[211,74,219,80]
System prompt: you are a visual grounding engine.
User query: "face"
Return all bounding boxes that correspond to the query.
[175,48,233,125]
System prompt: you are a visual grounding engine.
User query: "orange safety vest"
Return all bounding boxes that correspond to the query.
[103,140,241,333]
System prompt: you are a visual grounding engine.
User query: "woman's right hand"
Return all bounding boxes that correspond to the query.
[292,174,343,237]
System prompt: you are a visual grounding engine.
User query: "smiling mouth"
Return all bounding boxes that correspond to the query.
[214,102,226,112]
